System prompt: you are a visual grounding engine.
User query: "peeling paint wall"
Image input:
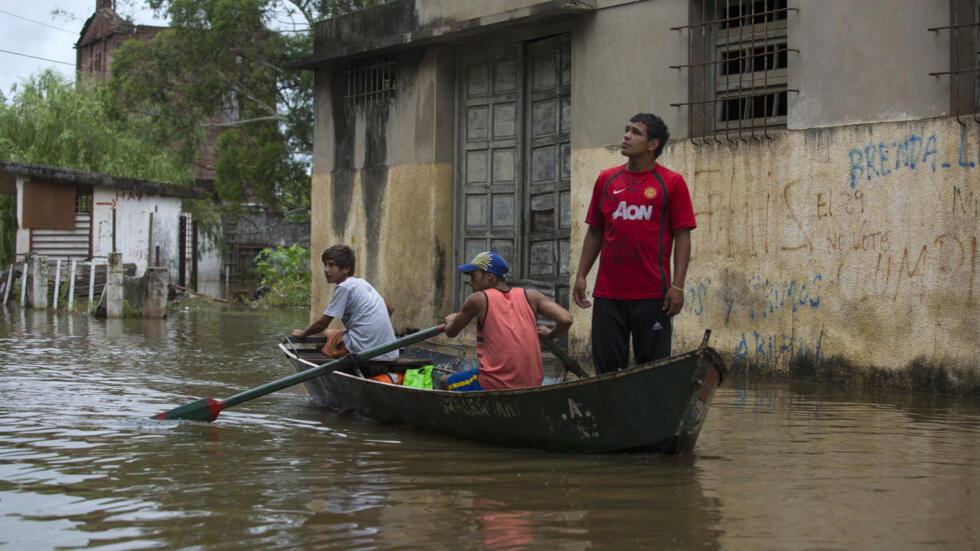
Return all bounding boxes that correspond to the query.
[93,189,179,275]
[310,164,454,330]
[91,188,222,286]
[309,47,456,330]
[569,118,980,387]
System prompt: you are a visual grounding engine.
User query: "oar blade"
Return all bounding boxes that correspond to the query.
[153,397,226,422]
[150,324,446,423]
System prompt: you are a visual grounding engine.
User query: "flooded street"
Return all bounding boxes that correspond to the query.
[1,307,977,550]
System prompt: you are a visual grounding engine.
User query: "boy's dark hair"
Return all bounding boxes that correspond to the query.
[630,113,669,159]
[322,245,355,274]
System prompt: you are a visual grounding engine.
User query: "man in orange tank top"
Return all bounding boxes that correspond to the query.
[441,251,573,391]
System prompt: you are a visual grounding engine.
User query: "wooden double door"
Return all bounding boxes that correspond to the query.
[455,34,571,307]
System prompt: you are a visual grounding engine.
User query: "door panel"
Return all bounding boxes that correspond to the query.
[456,35,570,308]
[524,35,571,307]
[459,44,522,279]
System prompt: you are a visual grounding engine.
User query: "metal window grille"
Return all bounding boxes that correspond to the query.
[929,0,980,121]
[75,191,92,214]
[345,57,396,107]
[671,0,798,143]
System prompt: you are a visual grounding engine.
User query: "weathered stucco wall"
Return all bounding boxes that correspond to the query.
[91,189,222,286]
[309,164,454,331]
[788,0,948,129]
[92,189,177,275]
[571,0,687,146]
[570,117,979,391]
[309,45,456,331]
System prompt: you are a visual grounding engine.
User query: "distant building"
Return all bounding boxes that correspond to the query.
[74,0,310,281]
[75,0,164,84]
[0,160,221,290]
[75,0,217,182]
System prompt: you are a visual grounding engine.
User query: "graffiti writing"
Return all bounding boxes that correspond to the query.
[781,181,812,252]
[816,188,865,219]
[115,191,144,201]
[848,134,939,187]
[952,185,979,219]
[824,224,891,254]
[557,398,598,440]
[745,274,822,320]
[866,234,978,302]
[847,126,979,188]
[684,281,708,316]
[439,397,518,418]
[734,330,825,370]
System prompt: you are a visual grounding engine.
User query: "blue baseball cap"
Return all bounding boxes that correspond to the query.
[458,251,509,277]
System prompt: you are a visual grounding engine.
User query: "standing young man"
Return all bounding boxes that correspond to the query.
[442,251,573,391]
[572,113,696,374]
[292,245,399,362]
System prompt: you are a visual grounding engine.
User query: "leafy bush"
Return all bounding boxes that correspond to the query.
[251,245,310,306]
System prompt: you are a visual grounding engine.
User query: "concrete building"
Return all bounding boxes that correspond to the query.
[293,0,979,391]
[0,160,222,290]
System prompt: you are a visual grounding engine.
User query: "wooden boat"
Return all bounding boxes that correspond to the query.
[278,334,727,454]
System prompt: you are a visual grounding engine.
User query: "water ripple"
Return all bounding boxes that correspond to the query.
[2,309,979,549]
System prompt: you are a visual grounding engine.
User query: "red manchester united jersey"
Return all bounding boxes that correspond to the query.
[584,164,696,299]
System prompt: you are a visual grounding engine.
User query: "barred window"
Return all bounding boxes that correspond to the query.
[672,0,797,142]
[75,191,92,214]
[345,56,396,107]
[929,0,980,118]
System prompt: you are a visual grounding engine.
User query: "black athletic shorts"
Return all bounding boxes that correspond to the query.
[591,297,672,375]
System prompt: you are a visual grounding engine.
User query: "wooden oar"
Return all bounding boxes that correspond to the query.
[153,324,446,422]
[542,337,590,380]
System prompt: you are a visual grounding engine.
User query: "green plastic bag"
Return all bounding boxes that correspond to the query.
[403,365,434,389]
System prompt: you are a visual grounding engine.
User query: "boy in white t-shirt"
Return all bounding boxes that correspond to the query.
[291,245,399,361]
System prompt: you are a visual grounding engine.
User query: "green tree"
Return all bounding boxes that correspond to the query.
[250,244,310,305]
[0,71,196,265]
[0,71,190,181]
[109,0,381,218]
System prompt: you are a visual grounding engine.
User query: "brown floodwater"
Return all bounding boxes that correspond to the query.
[1,307,977,550]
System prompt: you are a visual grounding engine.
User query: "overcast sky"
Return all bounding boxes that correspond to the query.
[0,1,312,100]
[0,1,168,98]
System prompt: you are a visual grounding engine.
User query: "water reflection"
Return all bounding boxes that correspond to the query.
[701,377,980,550]
[0,308,977,549]
[286,416,724,549]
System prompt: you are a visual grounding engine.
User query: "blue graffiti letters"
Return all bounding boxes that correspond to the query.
[848,128,978,188]
[734,330,824,371]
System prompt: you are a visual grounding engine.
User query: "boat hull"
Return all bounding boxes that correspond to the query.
[279,340,726,454]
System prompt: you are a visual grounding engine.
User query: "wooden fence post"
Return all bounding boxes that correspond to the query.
[68,260,77,311]
[52,259,62,309]
[27,255,48,310]
[2,263,12,305]
[20,260,27,305]
[106,253,123,318]
[88,261,96,305]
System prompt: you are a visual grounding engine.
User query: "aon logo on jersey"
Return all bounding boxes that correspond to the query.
[612,201,652,221]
